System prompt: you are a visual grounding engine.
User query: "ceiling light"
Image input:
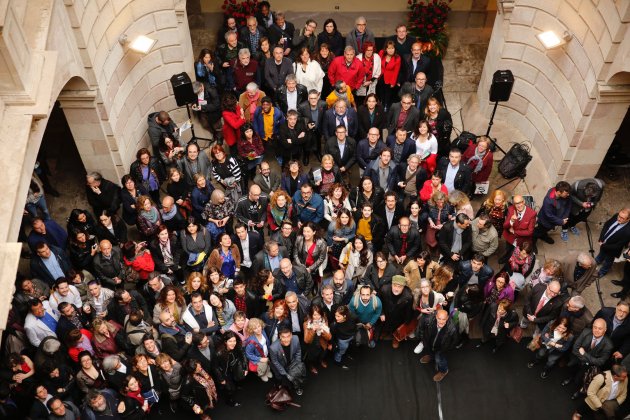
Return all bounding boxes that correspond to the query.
[537,30,572,49]
[118,34,156,54]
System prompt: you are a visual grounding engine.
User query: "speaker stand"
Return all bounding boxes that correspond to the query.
[485,100,508,156]
[184,104,215,150]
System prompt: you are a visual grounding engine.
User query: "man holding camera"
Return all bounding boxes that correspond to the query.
[562,178,605,241]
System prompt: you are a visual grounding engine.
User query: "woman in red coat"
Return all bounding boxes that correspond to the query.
[221,93,247,157]
[462,136,494,186]
[376,40,401,112]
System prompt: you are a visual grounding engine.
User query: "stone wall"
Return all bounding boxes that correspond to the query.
[476,0,630,201]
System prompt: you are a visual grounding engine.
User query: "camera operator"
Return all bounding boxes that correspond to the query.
[563,178,605,240]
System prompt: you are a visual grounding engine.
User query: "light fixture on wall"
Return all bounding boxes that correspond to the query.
[537,30,572,49]
[118,34,156,54]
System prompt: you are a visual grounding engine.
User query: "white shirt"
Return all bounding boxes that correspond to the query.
[608,380,621,400]
[445,163,459,192]
[287,90,298,111]
[241,236,252,267]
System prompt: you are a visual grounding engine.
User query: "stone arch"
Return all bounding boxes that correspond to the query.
[607,72,630,86]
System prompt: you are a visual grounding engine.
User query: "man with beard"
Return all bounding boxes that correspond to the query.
[379,275,414,348]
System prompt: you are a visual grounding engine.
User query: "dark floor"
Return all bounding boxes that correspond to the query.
[150,339,578,420]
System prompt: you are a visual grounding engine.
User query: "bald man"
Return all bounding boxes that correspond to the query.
[235,184,268,234]
[563,318,613,399]
[92,239,126,289]
[272,258,313,297]
[418,309,459,382]
[499,194,537,264]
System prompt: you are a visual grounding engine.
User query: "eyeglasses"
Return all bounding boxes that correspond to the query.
[513,200,524,205]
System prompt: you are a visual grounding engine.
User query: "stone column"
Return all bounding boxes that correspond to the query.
[58,89,123,183]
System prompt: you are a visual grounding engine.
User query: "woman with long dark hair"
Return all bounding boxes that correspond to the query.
[122,240,155,283]
[317,19,344,57]
[207,233,241,281]
[303,304,332,375]
[158,132,185,169]
[211,331,248,406]
[294,222,328,281]
[195,48,222,90]
[339,235,373,284]
[68,230,98,272]
[67,208,97,236]
[237,122,265,181]
[377,40,402,112]
[423,96,453,158]
[180,217,212,275]
[327,208,356,262]
[210,143,242,202]
[314,42,335,99]
[130,148,165,206]
[181,358,218,419]
[191,174,214,223]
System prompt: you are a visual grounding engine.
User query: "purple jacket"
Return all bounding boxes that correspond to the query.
[483,279,515,303]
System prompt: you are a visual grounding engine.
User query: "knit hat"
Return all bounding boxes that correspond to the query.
[392,275,406,287]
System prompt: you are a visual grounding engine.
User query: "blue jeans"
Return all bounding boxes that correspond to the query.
[595,251,614,277]
[26,196,51,220]
[434,351,448,373]
[334,337,353,363]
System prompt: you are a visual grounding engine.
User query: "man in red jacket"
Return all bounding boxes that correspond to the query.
[499,194,537,264]
[328,46,366,92]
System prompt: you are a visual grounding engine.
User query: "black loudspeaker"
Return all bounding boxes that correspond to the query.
[170,72,196,106]
[489,70,514,102]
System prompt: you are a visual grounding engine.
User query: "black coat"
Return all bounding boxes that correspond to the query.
[480,303,519,343]
[598,215,630,258]
[437,220,473,262]
[378,284,414,332]
[107,291,150,327]
[225,288,262,319]
[322,107,359,139]
[231,231,264,266]
[386,225,421,258]
[188,341,216,375]
[393,162,428,196]
[268,22,296,51]
[353,213,386,252]
[29,244,72,286]
[423,108,453,157]
[421,313,458,352]
[387,102,421,135]
[149,233,183,274]
[361,263,399,291]
[94,217,128,247]
[357,104,387,140]
[375,203,405,232]
[436,157,473,196]
[325,136,357,170]
[276,84,309,115]
[594,307,630,356]
[522,283,564,328]
[86,178,121,216]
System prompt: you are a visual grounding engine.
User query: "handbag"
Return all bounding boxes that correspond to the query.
[579,365,602,394]
[509,326,523,343]
[141,368,160,404]
[265,385,301,411]
[393,318,419,342]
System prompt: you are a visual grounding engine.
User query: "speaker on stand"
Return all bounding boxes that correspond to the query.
[169,72,213,148]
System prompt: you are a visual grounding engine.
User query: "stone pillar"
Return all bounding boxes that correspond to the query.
[58,89,123,183]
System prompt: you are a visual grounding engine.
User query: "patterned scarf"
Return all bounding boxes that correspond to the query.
[246,90,261,118]
[193,369,217,408]
[140,206,159,224]
[362,54,374,79]
[270,204,288,227]
[466,148,487,174]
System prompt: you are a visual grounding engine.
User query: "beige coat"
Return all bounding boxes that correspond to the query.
[403,259,440,290]
[586,371,628,410]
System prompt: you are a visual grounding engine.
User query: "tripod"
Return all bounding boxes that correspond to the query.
[485,100,508,156]
[184,103,215,150]
[584,220,605,309]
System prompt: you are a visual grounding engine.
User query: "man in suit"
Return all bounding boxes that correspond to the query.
[253,160,281,197]
[30,242,71,287]
[56,302,91,340]
[269,327,307,395]
[325,124,357,178]
[24,298,59,347]
[438,214,473,268]
[596,208,630,278]
[311,284,340,325]
[285,291,309,343]
[268,12,295,57]
[177,142,212,189]
[276,74,308,115]
[436,148,473,196]
[572,365,628,420]
[399,42,431,85]
[264,46,294,92]
[386,127,416,166]
[27,217,67,253]
[298,89,327,163]
[594,301,630,362]
[521,280,563,331]
[365,148,397,193]
[376,191,405,233]
[322,98,358,139]
[188,331,216,374]
[393,154,427,205]
[93,239,126,289]
[226,277,261,319]
[356,127,386,176]
[232,223,264,281]
[499,194,537,264]
[387,94,420,136]
[252,240,287,276]
[563,318,614,399]
[277,109,308,167]
[255,0,275,29]
[388,24,414,59]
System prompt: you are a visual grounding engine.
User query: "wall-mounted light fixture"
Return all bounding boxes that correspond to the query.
[537,30,572,49]
[118,34,157,54]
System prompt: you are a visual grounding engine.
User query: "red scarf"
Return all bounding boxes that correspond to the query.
[246,90,261,118]
[362,55,374,80]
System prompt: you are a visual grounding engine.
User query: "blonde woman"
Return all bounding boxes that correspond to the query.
[476,189,508,238]
[310,154,342,196]
[449,190,474,220]
[244,318,273,382]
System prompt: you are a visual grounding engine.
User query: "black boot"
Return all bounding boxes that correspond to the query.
[302,153,310,166]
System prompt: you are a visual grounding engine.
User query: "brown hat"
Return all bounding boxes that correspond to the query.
[392,275,406,287]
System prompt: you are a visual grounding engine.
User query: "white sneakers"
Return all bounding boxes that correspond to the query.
[414,342,424,354]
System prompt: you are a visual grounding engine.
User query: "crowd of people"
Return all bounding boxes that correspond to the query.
[5,2,630,420]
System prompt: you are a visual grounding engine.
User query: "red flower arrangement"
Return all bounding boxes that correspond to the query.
[222,0,259,27]
[408,0,452,57]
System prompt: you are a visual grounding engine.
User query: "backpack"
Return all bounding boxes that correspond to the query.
[451,131,477,153]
